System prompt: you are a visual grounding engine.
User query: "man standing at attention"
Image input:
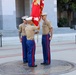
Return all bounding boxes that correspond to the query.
[25,17,39,67]
[18,16,28,63]
[41,13,53,65]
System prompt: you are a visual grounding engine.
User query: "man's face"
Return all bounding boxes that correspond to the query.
[41,15,46,21]
[30,20,33,25]
[27,20,33,25]
[23,20,27,24]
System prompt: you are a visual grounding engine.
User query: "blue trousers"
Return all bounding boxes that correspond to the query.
[22,36,28,62]
[26,40,35,67]
[42,34,51,64]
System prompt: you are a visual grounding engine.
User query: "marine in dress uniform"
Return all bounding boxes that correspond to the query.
[41,13,53,65]
[25,17,39,67]
[18,16,28,63]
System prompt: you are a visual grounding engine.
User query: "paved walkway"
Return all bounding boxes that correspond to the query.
[0,28,76,75]
[1,27,76,37]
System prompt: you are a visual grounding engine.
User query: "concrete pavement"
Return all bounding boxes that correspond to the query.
[0,31,76,75]
[1,27,76,37]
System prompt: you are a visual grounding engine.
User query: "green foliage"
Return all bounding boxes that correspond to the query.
[57,0,65,12]
[63,0,69,3]
[58,18,68,27]
[57,0,76,27]
[71,3,76,11]
[57,0,76,12]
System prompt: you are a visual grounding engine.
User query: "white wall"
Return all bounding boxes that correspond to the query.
[1,0,57,30]
[43,0,57,28]
[0,0,3,29]
[2,0,16,30]
[2,0,15,15]
[30,0,57,28]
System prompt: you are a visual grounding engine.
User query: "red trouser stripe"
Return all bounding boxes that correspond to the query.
[32,41,35,66]
[46,35,50,64]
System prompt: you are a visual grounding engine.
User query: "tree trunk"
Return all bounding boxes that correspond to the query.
[58,11,62,19]
[67,10,72,27]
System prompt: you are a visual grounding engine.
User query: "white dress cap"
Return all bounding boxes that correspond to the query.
[26,17,32,21]
[22,16,28,20]
[41,12,47,16]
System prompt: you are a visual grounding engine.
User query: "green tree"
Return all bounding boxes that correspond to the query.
[57,0,76,27]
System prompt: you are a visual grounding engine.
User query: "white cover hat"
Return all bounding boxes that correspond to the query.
[22,16,28,20]
[26,17,32,21]
[41,12,47,16]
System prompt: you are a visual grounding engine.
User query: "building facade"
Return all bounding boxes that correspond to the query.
[0,0,57,31]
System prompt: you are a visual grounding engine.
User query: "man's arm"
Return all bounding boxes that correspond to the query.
[32,25,40,30]
[33,25,40,34]
[35,31,39,34]
[19,32,21,38]
[18,25,22,42]
[49,27,53,40]
[19,32,22,42]
[47,21,53,40]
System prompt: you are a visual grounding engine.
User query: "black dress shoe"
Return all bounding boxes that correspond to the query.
[44,63,50,65]
[41,63,45,65]
[41,63,50,65]
[23,61,28,64]
[29,65,37,67]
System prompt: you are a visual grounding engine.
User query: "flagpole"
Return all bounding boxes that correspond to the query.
[37,29,40,43]
[31,0,44,42]
[37,33,38,43]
